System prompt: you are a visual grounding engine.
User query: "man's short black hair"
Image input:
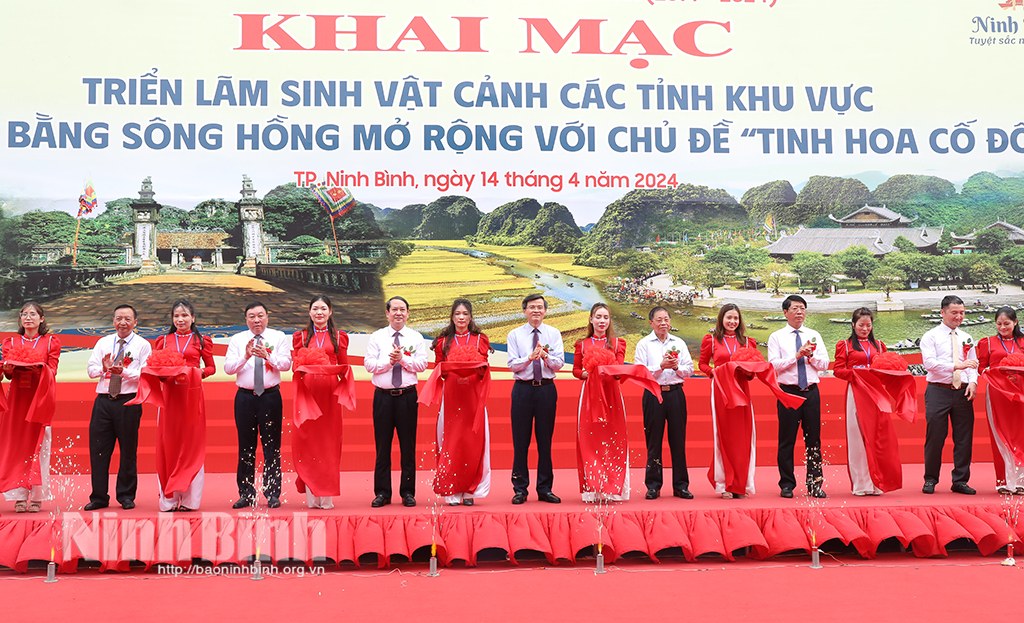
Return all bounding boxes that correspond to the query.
[522,293,547,310]
[941,295,964,310]
[386,296,409,312]
[648,306,669,321]
[113,304,137,319]
[782,295,807,311]
[244,301,268,315]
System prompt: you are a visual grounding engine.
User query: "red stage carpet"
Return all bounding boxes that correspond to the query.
[2,465,1022,574]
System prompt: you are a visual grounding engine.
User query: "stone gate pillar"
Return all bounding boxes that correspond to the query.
[236,174,264,274]
[132,176,161,269]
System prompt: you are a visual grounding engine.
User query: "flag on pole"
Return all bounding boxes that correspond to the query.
[78,180,98,217]
[311,184,356,219]
[764,213,776,234]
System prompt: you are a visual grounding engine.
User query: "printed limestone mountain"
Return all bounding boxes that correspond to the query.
[475,198,582,245]
[575,185,745,266]
[412,195,482,239]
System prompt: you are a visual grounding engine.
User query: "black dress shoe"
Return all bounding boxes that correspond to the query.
[951,482,977,495]
[267,496,281,508]
[402,494,416,507]
[780,488,794,499]
[511,493,527,505]
[922,481,936,494]
[645,488,659,500]
[83,501,108,511]
[462,498,474,506]
[233,497,255,509]
[538,492,561,503]
[371,495,390,508]
[673,489,693,500]
[809,488,827,499]
[120,500,136,510]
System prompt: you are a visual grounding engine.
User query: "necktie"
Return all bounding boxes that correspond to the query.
[951,330,962,389]
[108,338,126,398]
[253,335,264,396]
[795,331,808,390]
[532,328,543,381]
[392,331,403,388]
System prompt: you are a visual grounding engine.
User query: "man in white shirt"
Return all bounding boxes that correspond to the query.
[920,295,979,495]
[767,295,830,499]
[506,294,565,504]
[364,296,428,508]
[634,306,694,499]
[223,301,292,509]
[84,305,152,511]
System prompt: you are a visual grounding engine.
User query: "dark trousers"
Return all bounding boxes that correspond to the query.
[923,384,974,485]
[510,381,557,496]
[777,384,823,491]
[234,387,283,500]
[642,388,689,492]
[372,387,419,499]
[88,393,142,506]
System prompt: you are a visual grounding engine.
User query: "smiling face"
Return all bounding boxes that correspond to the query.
[590,307,610,337]
[113,307,137,339]
[19,304,42,336]
[245,305,268,335]
[650,309,672,339]
[524,298,547,327]
[996,313,1019,339]
[452,304,471,333]
[722,309,740,335]
[940,303,965,330]
[784,301,806,329]
[854,315,873,340]
[310,299,332,329]
[172,305,195,333]
[386,298,409,331]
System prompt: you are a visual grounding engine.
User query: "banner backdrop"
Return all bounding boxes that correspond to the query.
[3,0,1020,216]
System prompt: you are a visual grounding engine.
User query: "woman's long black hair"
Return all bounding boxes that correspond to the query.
[432,298,486,358]
[166,298,204,351]
[848,307,879,353]
[996,306,1024,342]
[303,294,341,360]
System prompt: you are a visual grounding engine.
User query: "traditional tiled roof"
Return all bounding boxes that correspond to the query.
[765,226,944,258]
[950,221,1024,243]
[829,204,917,226]
[156,231,235,249]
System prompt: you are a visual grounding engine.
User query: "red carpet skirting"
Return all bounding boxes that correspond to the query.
[2,466,1021,573]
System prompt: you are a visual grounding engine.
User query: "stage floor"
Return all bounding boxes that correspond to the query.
[2,465,1022,573]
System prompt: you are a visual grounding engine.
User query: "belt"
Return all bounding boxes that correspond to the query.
[660,384,682,392]
[238,386,280,395]
[100,392,136,401]
[516,378,554,386]
[377,385,416,396]
[928,382,961,390]
[780,383,815,393]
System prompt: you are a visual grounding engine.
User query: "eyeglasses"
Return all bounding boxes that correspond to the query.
[19,312,40,319]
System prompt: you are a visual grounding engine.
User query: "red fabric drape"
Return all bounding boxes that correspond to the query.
[419,361,490,496]
[983,365,1024,467]
[577,364,662,496]
[0,361,53,493]
[292,364,354,497]
[847,368,917,492]
[709,360,802,494]
[127,366,205,497]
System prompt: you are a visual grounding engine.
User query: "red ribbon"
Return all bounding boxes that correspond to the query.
[983,366,1024,467]
[577,364,662,496]
[419,361,490,496]
[127,366,205,497]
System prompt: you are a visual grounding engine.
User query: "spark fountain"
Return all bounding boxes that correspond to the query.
[1000,488,1022,567]
[45,432,87,581]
